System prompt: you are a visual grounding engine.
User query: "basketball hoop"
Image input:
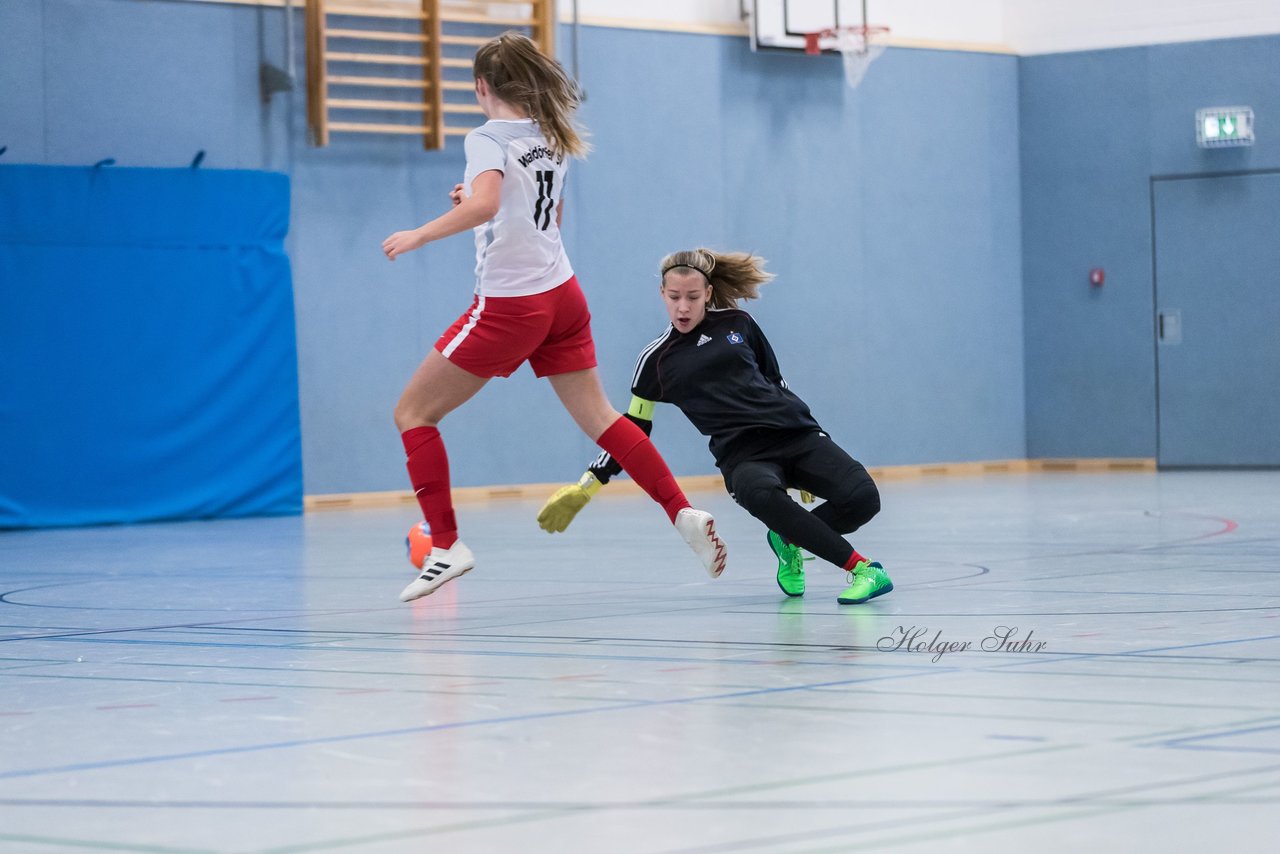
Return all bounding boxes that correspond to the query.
[803,25,890,89]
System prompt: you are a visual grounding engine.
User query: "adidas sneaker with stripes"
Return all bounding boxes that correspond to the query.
[399,540,477,602]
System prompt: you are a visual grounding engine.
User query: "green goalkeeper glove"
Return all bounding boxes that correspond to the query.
[537,471,602,533]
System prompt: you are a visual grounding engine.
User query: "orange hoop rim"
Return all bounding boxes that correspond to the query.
[803,25,891,56]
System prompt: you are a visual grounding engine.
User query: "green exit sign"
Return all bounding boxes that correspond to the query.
[1196,106,1254,148]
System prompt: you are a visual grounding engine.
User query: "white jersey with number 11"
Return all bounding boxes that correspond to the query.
[463,118,574,297]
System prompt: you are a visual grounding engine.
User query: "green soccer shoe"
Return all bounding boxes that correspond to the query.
[767,530,807,597]
[837,561,893,604]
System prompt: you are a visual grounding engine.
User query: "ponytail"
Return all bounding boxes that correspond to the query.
[659,248,775,309]
[473,32,589,158]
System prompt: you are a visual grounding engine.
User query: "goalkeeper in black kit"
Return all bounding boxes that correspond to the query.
[537,248,893,604]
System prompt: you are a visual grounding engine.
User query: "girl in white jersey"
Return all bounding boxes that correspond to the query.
[381,34,726,602]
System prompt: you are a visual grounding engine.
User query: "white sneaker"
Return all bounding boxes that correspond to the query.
[675,508,727,579]
[399,540,476,602]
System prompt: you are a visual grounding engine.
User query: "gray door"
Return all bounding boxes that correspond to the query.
[1153,171,1280,467]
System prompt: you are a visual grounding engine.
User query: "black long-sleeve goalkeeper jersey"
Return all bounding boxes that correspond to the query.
[590,308,822,480]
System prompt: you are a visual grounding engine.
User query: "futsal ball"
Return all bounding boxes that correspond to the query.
[405,522,433,570]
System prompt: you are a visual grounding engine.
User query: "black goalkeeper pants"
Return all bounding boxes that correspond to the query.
[721,431,880,568]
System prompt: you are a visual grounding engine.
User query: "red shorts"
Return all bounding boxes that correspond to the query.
[434,276,598,379]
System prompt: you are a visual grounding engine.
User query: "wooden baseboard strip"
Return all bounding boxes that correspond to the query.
[303,458,1156,511]
[1028,458,1156,473]
[866,459,1030,479]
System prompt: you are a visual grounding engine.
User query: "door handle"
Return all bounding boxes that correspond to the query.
[1157,310,1182,345]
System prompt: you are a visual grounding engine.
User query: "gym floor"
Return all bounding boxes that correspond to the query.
[2,471,1278,852]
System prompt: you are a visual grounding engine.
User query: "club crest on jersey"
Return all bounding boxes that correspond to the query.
[727,331,744,345]
[697,334,712,347]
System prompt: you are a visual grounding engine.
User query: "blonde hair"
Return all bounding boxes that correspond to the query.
[473,32,589,158]
[659,248,776,310]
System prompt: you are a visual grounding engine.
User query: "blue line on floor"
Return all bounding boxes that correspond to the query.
[0,667,958,781]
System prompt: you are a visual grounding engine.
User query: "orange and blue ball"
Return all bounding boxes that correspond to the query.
[405,522,433,569]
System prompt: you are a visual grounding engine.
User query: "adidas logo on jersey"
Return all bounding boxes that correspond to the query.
[697,334,712,347]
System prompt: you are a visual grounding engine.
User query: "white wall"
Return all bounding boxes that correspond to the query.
[875,0,1006,48]
[175,0,1280,53]
[569,0,1280,54]
[569,0,743,31]
[1005,0,1280,54]
[569,0,1011,48]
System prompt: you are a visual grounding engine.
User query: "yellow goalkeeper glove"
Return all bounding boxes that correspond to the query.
[537,472,602,533]
[799,489,815,504]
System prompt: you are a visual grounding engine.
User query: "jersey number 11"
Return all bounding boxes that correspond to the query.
[533,170,555,231]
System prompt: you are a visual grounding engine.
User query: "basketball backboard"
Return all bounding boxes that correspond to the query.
[748,0,870,52]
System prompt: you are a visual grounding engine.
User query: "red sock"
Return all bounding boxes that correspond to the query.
[596,417,691,523]
[842,549,869,571]
[401,426,458,550]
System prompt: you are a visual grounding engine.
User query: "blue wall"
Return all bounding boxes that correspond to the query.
[1019,34,1280,458]
[2,0,1024,494]
[0,165,302,527]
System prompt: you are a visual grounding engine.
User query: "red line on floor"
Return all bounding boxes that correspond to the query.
[1176,513,1240,540]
